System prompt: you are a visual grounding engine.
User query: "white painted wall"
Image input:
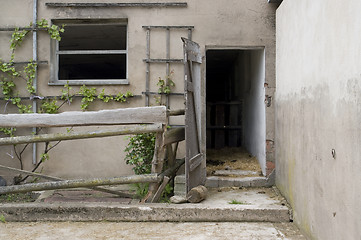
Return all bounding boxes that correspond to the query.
[276,0,361,239]
[243,50,266,175]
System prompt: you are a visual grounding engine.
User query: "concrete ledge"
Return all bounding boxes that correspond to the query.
[205,176,270,188]
[0,202,290,222]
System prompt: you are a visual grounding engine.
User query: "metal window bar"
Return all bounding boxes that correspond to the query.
[142,26,193,107]
[52,22,128,85]
[32,0,38,165]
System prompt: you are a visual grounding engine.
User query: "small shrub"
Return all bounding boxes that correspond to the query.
[228,199,246,205]
[0,214,5,223]
[124,133,155,175]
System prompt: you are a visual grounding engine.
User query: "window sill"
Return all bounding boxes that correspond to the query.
[49,79,129,86]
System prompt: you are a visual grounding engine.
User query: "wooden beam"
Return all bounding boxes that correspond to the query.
[159,158,185,178]
[0,123,163,145]
[167,109,185,116]
[0,164,132,197]
[164,127,185,145]
[142,26,194,29]
[0,106,167,128]
[0,174,161,195]
[143,58,183,63]
[151,176,170,203]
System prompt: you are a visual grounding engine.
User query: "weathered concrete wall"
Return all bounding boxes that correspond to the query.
[0,0,278,181]
[276,0,361,239]
[243,50,266,175]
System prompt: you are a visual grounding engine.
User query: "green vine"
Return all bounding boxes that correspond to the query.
[60,81,73,104]
[24,62,37,95]
[79,85,97,111]
[0,20,135,184]
[157,71,175,95]
[98,88,112,103]
[40,99,58,114]
[155,70,175,105]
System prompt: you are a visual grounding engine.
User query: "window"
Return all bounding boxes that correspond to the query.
[50,19,128,85]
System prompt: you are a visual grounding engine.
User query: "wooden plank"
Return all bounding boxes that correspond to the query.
[0,123,163,146]
[229,104,239,147]
[148,128,167,202]
[143,58,183,63]
[164,127,185,145]
[189,153,203,171]
[0,174,161,195]
[181,37,202,63]
[167,109,185,116]
[145,28,150,106]
[46,2,188,8]
[0,164,132,197]
[0,106,167,127]
[215,104,225,149]
[142,26,194,29]
[183,38,206,193]
[206,104,212,148]
[151,176,170,203]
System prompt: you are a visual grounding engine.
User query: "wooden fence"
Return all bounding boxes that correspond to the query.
[0,106,185,203]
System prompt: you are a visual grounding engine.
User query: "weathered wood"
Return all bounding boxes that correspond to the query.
[189,153,203,172]
[0,164,132,197]
[164,127,185,145]
[186,185,208,203]
[143,58,183,63]
[166,143,177,169]
[0,123,163,146]
[151,158,185,202]
[147,129,167,202]
[183,38,206,193]
[215,104,225,149]
[0,174,161,195]
[151,176,170,203]
[142,26,194,29]
[159,158,185,178]
[206,104,212,148]
[167,109,185,116]
[0,106,167,128]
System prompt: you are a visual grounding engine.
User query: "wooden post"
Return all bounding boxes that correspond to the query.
[0,123,163,146]
[0,164,132,197]
[146,125,167,202]
[0,174,161,195]
[186,185,208,203]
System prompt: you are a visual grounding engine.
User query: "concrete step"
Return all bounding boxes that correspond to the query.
[174,173,275,196]
[0,187,291,222]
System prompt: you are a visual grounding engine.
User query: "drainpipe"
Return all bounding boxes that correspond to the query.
[32,0,38,165]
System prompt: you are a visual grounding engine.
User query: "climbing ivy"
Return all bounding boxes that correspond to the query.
[0,20,135,184]
[155,70,175,105]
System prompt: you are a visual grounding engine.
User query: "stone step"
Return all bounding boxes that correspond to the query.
[0,188,290,222]
[174,173,274,197]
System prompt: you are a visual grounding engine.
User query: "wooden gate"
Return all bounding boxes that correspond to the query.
[182,38,206,193]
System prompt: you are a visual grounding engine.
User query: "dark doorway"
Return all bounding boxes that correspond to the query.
[206,49,266,175]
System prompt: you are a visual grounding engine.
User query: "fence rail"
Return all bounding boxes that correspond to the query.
[0,106,185,202]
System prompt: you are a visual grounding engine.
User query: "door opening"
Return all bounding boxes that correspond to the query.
[206,49,266,176]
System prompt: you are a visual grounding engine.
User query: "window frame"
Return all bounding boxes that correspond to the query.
[49,19,129,86]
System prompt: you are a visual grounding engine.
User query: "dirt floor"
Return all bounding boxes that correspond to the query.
[206,147,263,177]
